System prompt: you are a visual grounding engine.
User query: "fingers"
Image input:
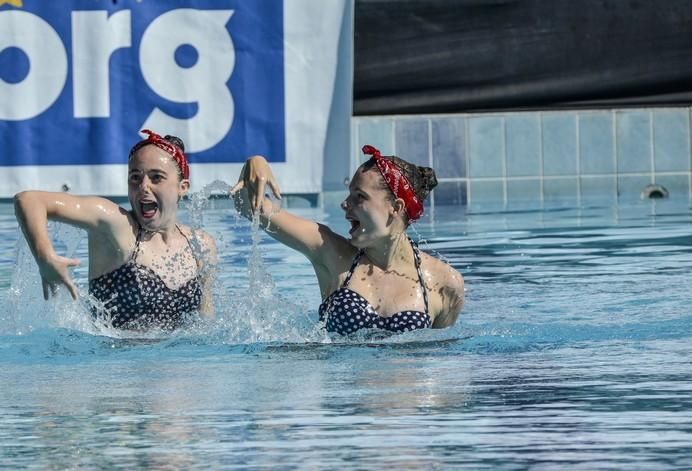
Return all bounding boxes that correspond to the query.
[64,279,79,301]
[40,257,80,301]
[230,156,278,212]
[268,178,282,200]
[247,185,257,213]
[229,180,244,195]
[42,281,57,300]
[255,179,266,211]
[57,262,79,300]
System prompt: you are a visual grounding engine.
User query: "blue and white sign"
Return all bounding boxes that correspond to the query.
[0,0,352,196]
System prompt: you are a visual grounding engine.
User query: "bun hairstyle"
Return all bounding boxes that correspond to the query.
[390,155,438,202]
[163,135,185,152]
[362,154,438,203]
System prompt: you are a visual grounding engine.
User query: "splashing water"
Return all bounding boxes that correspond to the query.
[184,179,231,230]
[190,182,326,344]
[1,222,100,336]
[0,183,467,347]
[1,182,327,344]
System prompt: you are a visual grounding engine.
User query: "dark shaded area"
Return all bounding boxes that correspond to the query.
[354,0,692,114]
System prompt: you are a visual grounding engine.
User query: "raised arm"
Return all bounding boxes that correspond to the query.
[14,191,127,300]
[230,156,346,266]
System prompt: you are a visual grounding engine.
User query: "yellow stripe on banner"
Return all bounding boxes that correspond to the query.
[0,0,23,6]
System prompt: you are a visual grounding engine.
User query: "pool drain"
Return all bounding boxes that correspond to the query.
[640,184,669,199]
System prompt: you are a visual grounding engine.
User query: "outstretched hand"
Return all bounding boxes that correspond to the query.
[37,254,80,300]
[230,155,282,212]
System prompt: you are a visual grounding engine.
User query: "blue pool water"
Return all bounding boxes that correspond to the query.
[1,197,692,468]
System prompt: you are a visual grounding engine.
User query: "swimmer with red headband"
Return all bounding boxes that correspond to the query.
[231,146,464,335]
[14,130,217,331]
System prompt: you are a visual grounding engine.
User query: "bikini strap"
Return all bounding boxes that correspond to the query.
[409,237,429,314]
[177,224,205,275]
[130,225,143,262]
[176,225,197,257]
[341,249,364,288]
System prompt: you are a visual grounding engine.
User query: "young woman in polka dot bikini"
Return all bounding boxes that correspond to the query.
[14,131,217,330]
[232,145,464,336]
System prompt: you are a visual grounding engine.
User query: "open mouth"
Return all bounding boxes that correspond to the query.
[348,218,361,235]
[140,201,159,219]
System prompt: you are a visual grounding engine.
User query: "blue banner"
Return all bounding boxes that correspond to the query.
[0,0,285,167]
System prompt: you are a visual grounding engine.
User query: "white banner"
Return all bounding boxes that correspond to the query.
[0,0,352,197]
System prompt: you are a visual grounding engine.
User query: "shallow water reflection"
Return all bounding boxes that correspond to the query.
[3,337,692,468]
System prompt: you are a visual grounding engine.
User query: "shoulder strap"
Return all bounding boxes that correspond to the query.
[130,225,143,262]
[177,225,204,275]
[410,238,429,314]
[342,250,364,288]
[176,225,197,255]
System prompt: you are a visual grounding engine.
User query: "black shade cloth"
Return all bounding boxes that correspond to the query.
[354,0,692,114]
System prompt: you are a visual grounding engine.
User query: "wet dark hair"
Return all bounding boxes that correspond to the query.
[361,154,438,204]
[128,134,187,179]
[162,135,185,152]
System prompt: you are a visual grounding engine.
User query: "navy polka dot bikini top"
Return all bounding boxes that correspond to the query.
[318,238,432,335]
[88,225,202,330]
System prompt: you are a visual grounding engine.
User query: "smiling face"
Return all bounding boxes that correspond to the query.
[341,167,400,248]
[127,145,189,231]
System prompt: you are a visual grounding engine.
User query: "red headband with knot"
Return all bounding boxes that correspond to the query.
[362,144,424,221]
[136,129,190,180]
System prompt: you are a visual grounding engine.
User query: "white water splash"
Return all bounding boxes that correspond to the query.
[1,223,98,336]
[194,184,326,345]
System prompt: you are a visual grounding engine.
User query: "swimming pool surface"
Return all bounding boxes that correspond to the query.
[1,198,692,468]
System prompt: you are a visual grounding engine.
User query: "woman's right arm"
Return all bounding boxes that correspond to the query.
[230,156,347,267]
[13,191,125,299]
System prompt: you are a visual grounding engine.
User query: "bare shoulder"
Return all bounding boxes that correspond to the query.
[309,225,362,296]
[192,227,216,247]
[320,224,353,255]
[179,225,217,251]
[420,251,463,284]
[419,251,465,328]
[318,225,359,270]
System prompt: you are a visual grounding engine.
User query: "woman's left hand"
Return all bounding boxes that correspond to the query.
[230,155,282,212]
